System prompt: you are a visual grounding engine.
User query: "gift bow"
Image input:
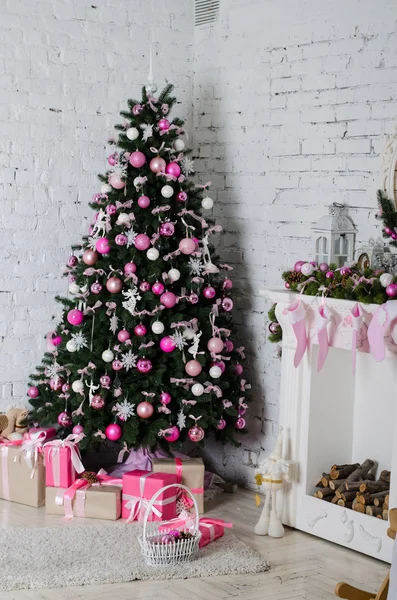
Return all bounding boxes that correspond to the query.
[16,430,47,477]
[58,469,122,519]
[203,382,223,398]
[44,434,85,487]
[122,472,176,523]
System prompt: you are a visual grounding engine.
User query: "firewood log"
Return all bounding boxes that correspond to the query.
[315,473,330,488]
[372,491,390,506]
[330,463,360,480]
[341,491,359,503]
[329,478,347,491]
[359,481,389,494]
[337,499,353,509]
[317,487,334,499]
[331,495,339,504]
[383,509,389,521]
[366,506,383,517]
[353,502,365,513]
[385,494,389,509]
[379,470,391,484]
[343,460,375,489]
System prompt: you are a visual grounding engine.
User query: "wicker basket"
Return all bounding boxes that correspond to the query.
[138,483,201,566]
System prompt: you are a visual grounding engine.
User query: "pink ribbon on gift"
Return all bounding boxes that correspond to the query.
[123,472,177,523]
[0,440,22,501]
[60,469,122,519]
[16,430,46,478]
[174,458,204,508]
[44,434,85,488]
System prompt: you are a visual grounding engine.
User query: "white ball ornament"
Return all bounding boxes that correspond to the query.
[201,196,214,210]
[161,185,174,199]
[72,380,84,393]
[183,328,196,340]
[168,268,181,283]
[133,177,143,188]
[101,184,112,194]
[173,138,185,152]
[102,349,114,363]
[380,273,393,288]
[151,321,165,334]
[209,365,222,379]
[301,262,314,276]
[126,127,139,140]
[147,247,160,261]
[191,383,204,397]
[117,213,130,226]
[68,283,80,295]
[66,340,77,353]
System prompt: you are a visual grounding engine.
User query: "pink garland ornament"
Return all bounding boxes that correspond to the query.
[100,375,112,388]
[217,418,226,430]
[108,153,118,166]
[96,237,111,254]
[134,233,151,251]
[159,222,175,237]
[124,262,137,274]
[221,297,233,312]
[91,395,105,409]
[117,329,130,343]
[106,204,117,215]
[72,424,84,435]
[106,277,123,294]
[138,195,151,209]
[160,391,172,404]
[134,324,147,336]
[105,423,122,441]
[129,151,146,168]
[67,255,78,267]
[58,411,73,427]
[112,360,123,371]
[82,250,98,266]
[294,261,305,273]
[188,425,205,442]
[235,417,246,430]
[140,281,150,292]
[177,191,188,202]
[165,162,181,178]
[67,309,84,326]
[234,363,243,376]
[207,337,224,353]
[109,174,125,189]
[160,291,177,308]
[136,358,152,374]
[115,234,127,246]
[158,118,170,131]
[27,386,39,398]
[152,282,165,295]
[223,278,233,290]
[91,282,102,294]
[203,286,216,299]
[163,426,180,442]
[160,336,176,353]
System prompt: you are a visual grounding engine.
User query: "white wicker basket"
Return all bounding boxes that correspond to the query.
[138,483,201,566]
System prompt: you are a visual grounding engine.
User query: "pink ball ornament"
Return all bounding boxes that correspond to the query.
[129,151,146,168]
[67,255,78,267]
[207,337,224,353]
[294,261,305,273]
[238,405,247,416]
[152,282,165,295]
[117,329,130,343]
[285,282,291,289]
[91,282,103,294]
[137,358,152,374]
[165,162,181,178]
[160,391,172,404]
[61,383,70,393]
[234,363,243,376]
[69,275,76,283]
[140,281,150,292]
[203,286,216,299]
[105,423,122,441]
[160,291,177,308]
[185,360,202,377]
[224,340,234,353]
[72,424,84,435]
[109,174,125,189]
[223,278,233,290]
[82,249,98,266]
[106,204,117,215]
[112,360,123,371]
[149,157,166,173]
[132,104,143,115]
[188,425,205,443]
[115,234,128,246]
[386,283,397,297]
[106,277,123,294]
[27,386,39,398]
[91,394,105,409]
[179,238,196,255]
[385,227,392,235]
[134,234,151,251]
[67,309,84,326]
[49,377,63,391]
[58,411,72,427]
[164,426,180,443]
[177,191,188,202]
[221,297,234,312]
[108,153,118,166]
[159,222,175,237]
[189,293,199,304]
[269,322,280,334]
[340,266,351,276]
[213,360,226,373]
[134,324,147,337]
[96,237,110,254]
[392,233,397,240]
[217,418,226,430]
[326,271,334,279]
[124,262,137,274]
[137,401,154,419]
[319,263,329,272]
[235,417,246,430]
[100,375,112,388]
[52,335,62,346]
[158,118,170,131]
[160,336,176,353]
[138,195,151,209]
[301,263,314,277]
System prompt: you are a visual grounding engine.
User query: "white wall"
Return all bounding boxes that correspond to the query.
[0,0,193,410]
[193,0,397,486]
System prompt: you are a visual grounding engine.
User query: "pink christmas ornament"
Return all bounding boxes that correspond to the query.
[115,234,128,246]
[106,204,117,215]
[52,335,62,346]
[386,283,397,297]
[177,191,188,202]
[185,360,202,377]
[164,426,180,442]
[340,266,351,276]
[82,249,98,266]
[385,227,392,235]
[58,411,72,427]
[96,237,110,254]
[165,162,181,178]
[392,233,397,240]
[137,358,152,373]
[27,386,39,398]
[91,282,103,294]
[100,375,112,388]
[224,340,234,353]
[158,118,170,131]
[134,324,147,336]
[140,281,150,292]
[129,151,146,168]
[49,377,63,391]
[294,260,305,273]
[159,222,175,237]
[105,423,122,441]
[152,281,165,295]
[69,275,76,283]
[67,309,84,326]
[160,336,176,353]
[221,297,233,311]
[150,156,166,173]
[108,153,118,166]
[160,391,172,404]
[213,360,226,373]
[91,394,105,409]
[137,401,154,419]
[117,329,130,342]
[326,271,334,279]
[216,418,226,430]
[134,233,151,251]
[179,238,196,255]
[223,278,233,290]
[124,262,137,274]
[67,255,78,267]
[269,322,280,334]
[203,286,216,299]
[106,277,123,294]
[112,359,123,371]
[132,104,143,115]
[238,405,247,415]
[319,263,329,272]
[138,195,151,209]
[235,417,246,430]
[61,383,70,393]
[188,425,205,442]
[189,293,199,304]
[234,363,243,376]
[109,174,125,189]
[207,337,224,353]
[72,424,84,435]
[160,291,177,308]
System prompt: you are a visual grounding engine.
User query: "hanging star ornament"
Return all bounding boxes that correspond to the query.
[177,410,187,430]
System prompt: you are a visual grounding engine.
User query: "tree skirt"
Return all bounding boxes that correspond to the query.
[0,522,270,591]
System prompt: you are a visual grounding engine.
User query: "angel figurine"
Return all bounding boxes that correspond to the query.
[254,428,291,538]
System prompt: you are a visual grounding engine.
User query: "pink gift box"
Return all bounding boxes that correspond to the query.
[25,427,57,442]
[122,469,178,522]
[44,434,85,488]
[159,515,232,548]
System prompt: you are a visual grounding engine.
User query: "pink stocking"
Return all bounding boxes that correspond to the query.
[367,301,397,362]
[351,303,363,375]
[316,304,330,373]
[284,301,307,367]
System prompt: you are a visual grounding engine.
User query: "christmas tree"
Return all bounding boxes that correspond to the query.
[27,83,249,451]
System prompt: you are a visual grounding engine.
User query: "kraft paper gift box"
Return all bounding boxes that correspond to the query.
[44,433,85,488]
[159,514,233,548]
[46,484,121,520]
[122,469,178,522]
[152,457,205,513]
[0,438,46,508]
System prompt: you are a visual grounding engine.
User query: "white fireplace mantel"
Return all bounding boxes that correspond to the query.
[264,289,397,563]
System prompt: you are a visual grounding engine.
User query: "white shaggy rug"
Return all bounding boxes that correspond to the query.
[0,522,270,591]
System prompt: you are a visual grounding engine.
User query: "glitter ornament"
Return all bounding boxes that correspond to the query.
[164,426,180,442]
[124,262,137,274]
[207,337,224,353]
[101,183,112,194]
[91,394,105,409]
[137,358,152,373]
[294,261,305,273]
[235,417,246,430]
[160,222,175,237]
[326,271,334,279]
[82,249,98,266]
[151,321,165,334]
[185,360,202,377]
[179,238,196,255]
[221,297,233,312]
[69,282,80,294]
[138,195,151,208]
[129,151,146,168]
[147,247,159,261]
[165,162,181,178]
[108,153,118,166]
[158,118,170,131]
[173,138,185,152]
[140,281,150,292]
[73,424,84,435]
[137,401,154,419]
[115,234,128,246]
[117,329,130,342]
[177,191,188,202]
[188,425,205,442]
[217,418,226,430]
[58,412,72,427]
[132,104,143,115]
[66,340,77,352]
[91,282,102,294]
[126,127,139,140]
[319,263,329,272]
[160,292,177,308]
[102,349,114,363]
[105,423,122,441]
[112,360,123,371]
[134,324,147,336]
[134,234,151,251]
[152,282,165,295]
[67,309,84,326]
[161,185,174,198]
[96,237,110,254]
[380,273,393,287]
[234,363,243,376]
[160,336,176,353]
[72,380,84,394]
[168,268,180,282]
[109,174,125,189]
[68,255,78,267]
[160,391,172,404]
[191,383,204,397]
[223,278,233,290]
[27,386,39,398]
[386,283,397,297]
[100,375,111,388]
[301,263,314,276]
[106,277,123,294]
[149,156,166,173]
[203,286,216,299]
[201,196,214,210]
[340,266,351,276]
[209,365,222,378]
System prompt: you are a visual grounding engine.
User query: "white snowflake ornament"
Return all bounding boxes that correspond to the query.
[171,330,188,351]
[70,332,88,351]
[109,314,119,334]
[113,399,135,421]
[181,156,195,175]
[121,350,138,371]
[177,410,187,430]
[126,229,138,248]
[188,257,203,276]
[140,123,153,142]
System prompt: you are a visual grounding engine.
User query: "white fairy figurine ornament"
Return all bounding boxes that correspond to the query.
[254,428,291,538]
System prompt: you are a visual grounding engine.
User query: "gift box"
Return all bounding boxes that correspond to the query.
[122,469,178,522]
[46,484,121,520]
[44,433,85,488]
[0,437,45,507]
[152,457,205,513]
[159,515,232,548]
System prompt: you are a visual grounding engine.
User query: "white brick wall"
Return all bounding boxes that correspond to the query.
[193,0,397,487]
[0,0,193,410]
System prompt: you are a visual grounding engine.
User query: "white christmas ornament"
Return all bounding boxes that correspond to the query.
[161,185,174,199]
[301,262,314,276]
[117,213,130,226]
[201,196,214,210]
[68,283,80,295]
[191,383,204,397]
[183,328,196,340]
[126,127,139,140]
[209,365,222,379]
[66,340,77,353]
[152,321,165,334]
[102,349,114,363]
[147,247,159,261]
[173,138,185,152]
[101,183,112,194]
[168,268,181,282]
[72,380,84,393]
[380,273,393,288]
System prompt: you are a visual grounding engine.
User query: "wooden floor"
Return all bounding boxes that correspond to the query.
[0,488,389,600]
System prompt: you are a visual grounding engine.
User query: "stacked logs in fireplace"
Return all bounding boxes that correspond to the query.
[312,459,390,520]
